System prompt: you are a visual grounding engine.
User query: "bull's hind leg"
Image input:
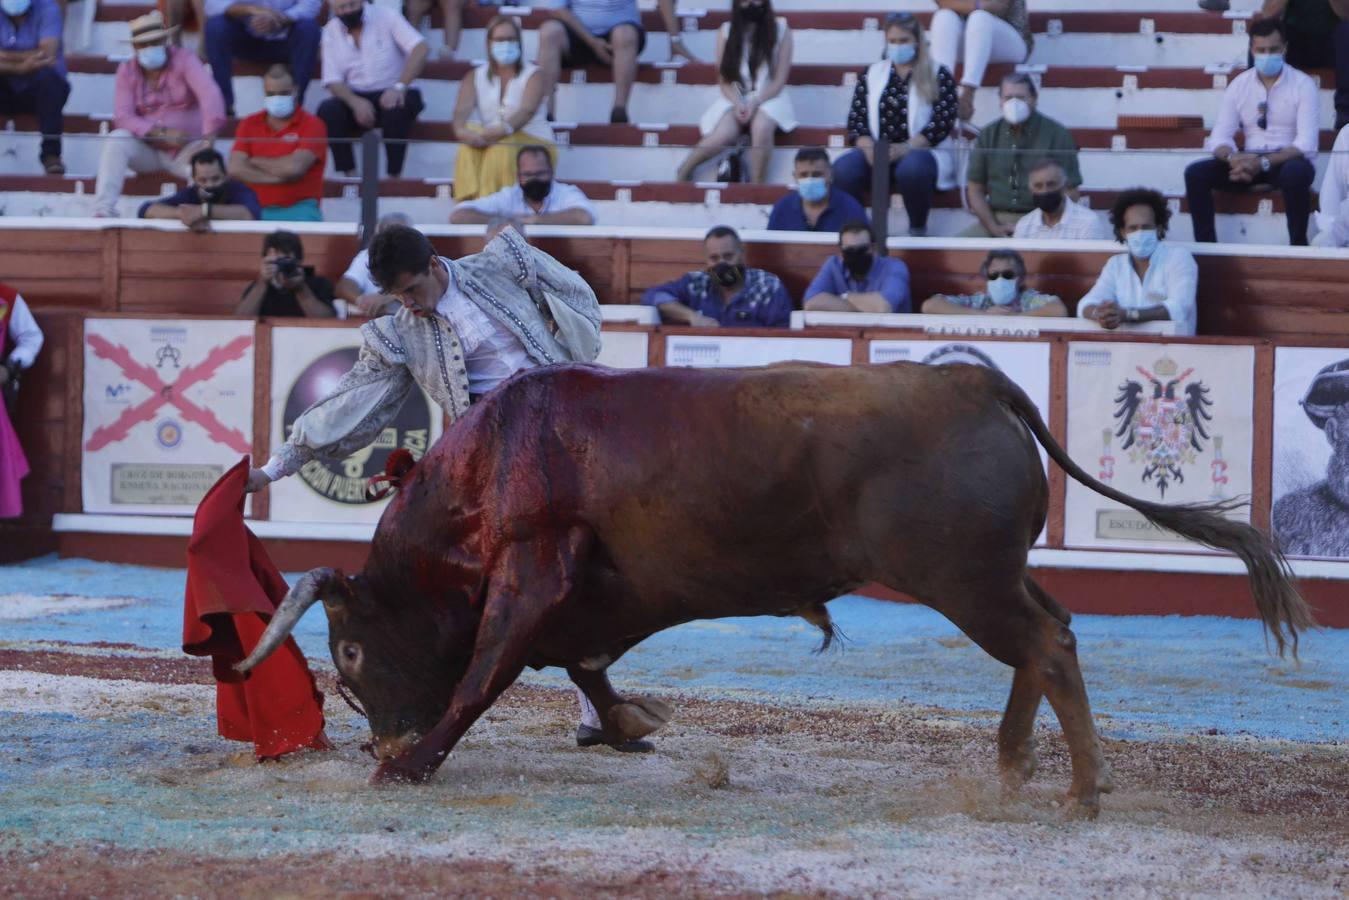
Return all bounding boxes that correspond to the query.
[935,579,1107,819]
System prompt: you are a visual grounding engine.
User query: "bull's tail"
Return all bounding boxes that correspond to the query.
[992,373,1316,658]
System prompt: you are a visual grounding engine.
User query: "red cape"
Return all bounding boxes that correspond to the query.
[183,458,331,759]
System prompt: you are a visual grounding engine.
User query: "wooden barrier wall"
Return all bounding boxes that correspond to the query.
[1,227,1346,341]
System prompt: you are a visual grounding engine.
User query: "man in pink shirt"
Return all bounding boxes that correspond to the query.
[94,11,225,217]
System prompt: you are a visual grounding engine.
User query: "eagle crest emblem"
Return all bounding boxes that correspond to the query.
[1112,356,1213,498]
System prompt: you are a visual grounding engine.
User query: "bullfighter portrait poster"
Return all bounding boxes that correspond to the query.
[1064,342,1255,552]
[1271,346,1349,559]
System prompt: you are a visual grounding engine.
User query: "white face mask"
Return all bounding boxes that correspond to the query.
[986,276,1019,306]
[137,45,168,70]
[1126,229,1160,260]
[1001,97,1032,126]
[490,41,521,65]
[263,94,296,119]
[1,0,32,17]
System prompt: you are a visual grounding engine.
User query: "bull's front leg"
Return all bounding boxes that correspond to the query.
[372,530,589,785]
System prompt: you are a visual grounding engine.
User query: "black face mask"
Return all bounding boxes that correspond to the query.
[841,246,873,278]
[521,178,552,202]
[741,2,767,22]
[1032,190,1063,214]
[338,8,363,28]
[710,262,745,288]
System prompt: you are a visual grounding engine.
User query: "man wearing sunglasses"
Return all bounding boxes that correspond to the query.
[920,249,1066,317]
[1184,17,1318,245]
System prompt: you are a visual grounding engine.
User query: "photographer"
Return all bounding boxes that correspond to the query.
[235,230,336,318]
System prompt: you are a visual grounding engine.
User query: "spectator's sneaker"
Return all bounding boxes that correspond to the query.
[1198,0,1229,9]
[575,724,654,753]
[909,226,928,237]
[41,155,65,175]
[610,106,629,124]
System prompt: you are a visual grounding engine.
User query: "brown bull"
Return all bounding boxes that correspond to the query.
[238,361,1313,818]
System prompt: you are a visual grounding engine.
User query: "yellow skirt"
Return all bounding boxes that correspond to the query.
[452,129,558,201]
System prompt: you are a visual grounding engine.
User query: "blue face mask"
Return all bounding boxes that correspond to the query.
[885,42,916,66]
[137,45,168,70]
[263,94,296,119]
[1253,52,1284,78]
[1,0,32,17]
[986,276,1019,307]
[490,41,521,66]
[796,176,828,203]
[1126,229,1160,260]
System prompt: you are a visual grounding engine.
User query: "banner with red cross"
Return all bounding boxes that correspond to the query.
[82,319,255,515]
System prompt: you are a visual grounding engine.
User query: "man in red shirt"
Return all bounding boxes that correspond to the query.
[227,63,327,220]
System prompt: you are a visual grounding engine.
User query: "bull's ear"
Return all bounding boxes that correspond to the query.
[322,574,375,616]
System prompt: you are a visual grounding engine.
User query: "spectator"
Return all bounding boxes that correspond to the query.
[0,0,69,174]
[1185,18,1318,246]
[921,249,1067,317]
[1078,188,1198,336]
[963,73,1084,238]
[675,0,796,184]
[159,0,208,51]
[404,0,465,57]
[1202,0,1349,131]
[318,0,428,178]
[139,148,262,229]
[803,221,911,313]
[0,282,42,518]
[228,64,328,220]
[767,148,869,232]
[94,12,226,218]
[236,230,336,318]
[336,212,411,317]
[1012,157,1110,241]
[642,225,791,327]
[536,0,692,124]
[451,14,553,201]
[832,12,958,237]
[204,0,320,116]
[929,0,1032,123]
[1314,122,1349,246]
[450,144,597,225]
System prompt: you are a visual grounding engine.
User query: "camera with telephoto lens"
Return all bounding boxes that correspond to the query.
[274,256,300,277]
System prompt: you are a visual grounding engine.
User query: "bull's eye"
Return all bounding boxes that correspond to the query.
[338,641,363,671]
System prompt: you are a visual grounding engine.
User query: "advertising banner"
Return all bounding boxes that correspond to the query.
[268,327,443,524]
[665,335,852,368]
[1271,347,1349,559]
[82,319,254,515]
[1064,342,1255,551]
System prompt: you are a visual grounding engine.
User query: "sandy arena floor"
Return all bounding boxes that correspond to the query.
[0,556,1345,898]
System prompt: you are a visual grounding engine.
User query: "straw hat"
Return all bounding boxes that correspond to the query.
[124,11,179,45]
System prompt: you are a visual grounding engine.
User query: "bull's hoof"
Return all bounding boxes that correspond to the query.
[609,697,673,741]
[998,742,1038,795]
[370,758,433,785]
[1096,761,1115,795]
[1063,792,1101,821]
[575,725,654,753]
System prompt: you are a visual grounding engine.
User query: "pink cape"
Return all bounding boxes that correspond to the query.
[182,458,331,759]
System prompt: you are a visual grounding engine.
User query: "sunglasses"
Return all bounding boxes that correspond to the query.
[1257,101,1268,131]
[884,11,917,27]
[987,271,1018,280]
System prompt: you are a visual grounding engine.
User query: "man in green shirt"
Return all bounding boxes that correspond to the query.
[961,73,1083,237]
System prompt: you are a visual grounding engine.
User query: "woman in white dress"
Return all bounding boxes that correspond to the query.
[451,14,555,200]
[676,0,796,184]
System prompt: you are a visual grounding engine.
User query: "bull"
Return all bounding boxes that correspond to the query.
[238,361,1313,818]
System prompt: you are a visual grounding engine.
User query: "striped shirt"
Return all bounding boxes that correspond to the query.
[321,5,426,93]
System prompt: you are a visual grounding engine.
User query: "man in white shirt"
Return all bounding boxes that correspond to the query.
[1078,189,1199,336]
[335,212,411,316]
[449,145,598,226]
[1183,17,1319,245]
[1314,122,1349,246]
[316,0,429,177]
[1012,158,1111,241]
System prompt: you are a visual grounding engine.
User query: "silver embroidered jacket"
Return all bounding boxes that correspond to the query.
[266,228,601,478]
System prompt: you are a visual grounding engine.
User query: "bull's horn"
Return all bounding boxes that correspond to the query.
[234,567,337,674]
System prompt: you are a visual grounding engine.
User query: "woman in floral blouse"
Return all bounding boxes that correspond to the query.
[831,12,958,237]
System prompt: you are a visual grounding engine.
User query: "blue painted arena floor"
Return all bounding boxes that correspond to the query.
[1,555,1346,897]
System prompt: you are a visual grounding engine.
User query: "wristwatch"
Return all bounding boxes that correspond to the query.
[841,291,850,305]
[393,81,407,92]
[1125,308,1141,324]
[1259,154,1271,173]
[200,201,210,220]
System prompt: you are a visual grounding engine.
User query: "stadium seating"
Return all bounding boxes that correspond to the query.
[0,0,1341,244]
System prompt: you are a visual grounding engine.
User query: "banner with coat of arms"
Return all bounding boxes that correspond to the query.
[267,326,444,524]
[1064,342,1255,551]
[82,318,255,515]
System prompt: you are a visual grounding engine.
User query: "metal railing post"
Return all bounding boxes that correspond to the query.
[359,132,380,248]
[870,138,890,251]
